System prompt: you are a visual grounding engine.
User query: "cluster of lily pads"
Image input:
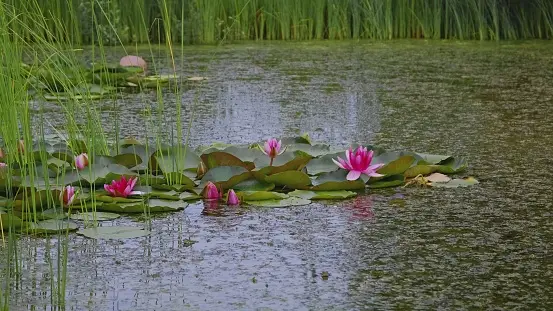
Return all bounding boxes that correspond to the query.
[21,57,202,101]
[0,134,477,238]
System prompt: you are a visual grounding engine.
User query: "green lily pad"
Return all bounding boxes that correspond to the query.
[253,152,312,175]
[311,170,366,191]
[233,179,275,191]
[367,174,405,189]
[179,192,202,201]
[153,146,200,173]
[77,226,150,239]
[415,153,451,165]
[305,152,343,175]
[70,212,121,221]
[96,199,187,213]
[0,211,23,230]
[200,166,251,190]
[201,151,254,170]
[286,143,331,157]
[265,171,311,189]
[376,155,416,176]
[288,190,357,200]
[246,197,311,208]
[27,219,78,234]
[238,191,288,201]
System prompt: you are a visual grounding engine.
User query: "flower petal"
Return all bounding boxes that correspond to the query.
[346,170,362,181]
[332,157,346,170]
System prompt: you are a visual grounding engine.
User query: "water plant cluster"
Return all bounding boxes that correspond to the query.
[24,60,179,101]
[0,135,477,238]
[5,0,553,44]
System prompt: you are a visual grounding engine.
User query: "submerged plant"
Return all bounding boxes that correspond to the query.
[226,189,240,205]
[204,181,221,200]
[333,146,384,181]
[260,138,286,166]
[75,153,89,170]
[60,186,76,207]
[104,176,138,198]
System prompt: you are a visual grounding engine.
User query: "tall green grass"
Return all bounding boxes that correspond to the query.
[3,0,553,43]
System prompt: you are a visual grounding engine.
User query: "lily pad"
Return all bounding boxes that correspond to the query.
[367,174,405,189]
[305,152,343,175]
[77,226,150,239]
[153,146,201,173]
[265,171,311,189]
[311,170,365,191]
[27,219,78,234]
[376,155,416,176]
[288,190,357,200]
[70,212,121,221]
[201,151,254,170]
[239,191,288,201]
[0,211,23,230]
[246,197,311,208]
[200,166,251,190]
[233,179,275,191]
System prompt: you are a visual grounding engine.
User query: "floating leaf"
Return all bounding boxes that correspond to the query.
[305,152,343,175]
[70,212,121,221]
[239,191,288,201]
[233,179,275,191]
[311,170,365,191]
[201,151,254,170]
[415,153,451,165]
[179,192,202,201]
[200,166,251,190]
[77,226,150,239]
[27,219,78,234]
[265,171,311,189]
[153,146,201,173]
[246,197,311,208]
[425,173,451,183]
[288,190,357,200]
[367,174,405,189]
[0,211,23,230]
[377,155,416,176]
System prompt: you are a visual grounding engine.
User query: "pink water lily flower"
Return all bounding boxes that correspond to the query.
[60,185,76,207]
[260,138,286,166]
[226,189,240,205]
[0,163,6,168]
[75,153,89,170]
[104,176,138,198]
[333,146,385,181]
[204,181,221,200]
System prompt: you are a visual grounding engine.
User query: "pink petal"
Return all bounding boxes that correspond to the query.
[346,170,362,181]
[332,158,346,169]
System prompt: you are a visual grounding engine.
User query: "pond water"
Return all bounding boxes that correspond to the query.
[9,40,553,310]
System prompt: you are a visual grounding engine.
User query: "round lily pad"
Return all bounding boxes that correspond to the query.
[77,226,150,239]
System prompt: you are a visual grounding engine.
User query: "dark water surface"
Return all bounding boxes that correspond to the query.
[10,41,553,310]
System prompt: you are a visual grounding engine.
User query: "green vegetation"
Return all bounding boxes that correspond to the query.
[3,0,553,44]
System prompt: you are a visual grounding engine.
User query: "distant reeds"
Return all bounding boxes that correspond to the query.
[2,0,553,44]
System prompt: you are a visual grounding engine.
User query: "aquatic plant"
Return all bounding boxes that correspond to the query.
[104,176,138,198]
[226,189,240,205]
[333,147,384,181]
[260,138,286,166]
[60,186,76,207]
[204,181,221,200]
[75,153,89,170]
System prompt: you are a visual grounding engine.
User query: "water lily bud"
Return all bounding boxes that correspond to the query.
[204,181,220,201]
[226,189,240,206]
[75,153,89,170]
[60,185,76,207]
